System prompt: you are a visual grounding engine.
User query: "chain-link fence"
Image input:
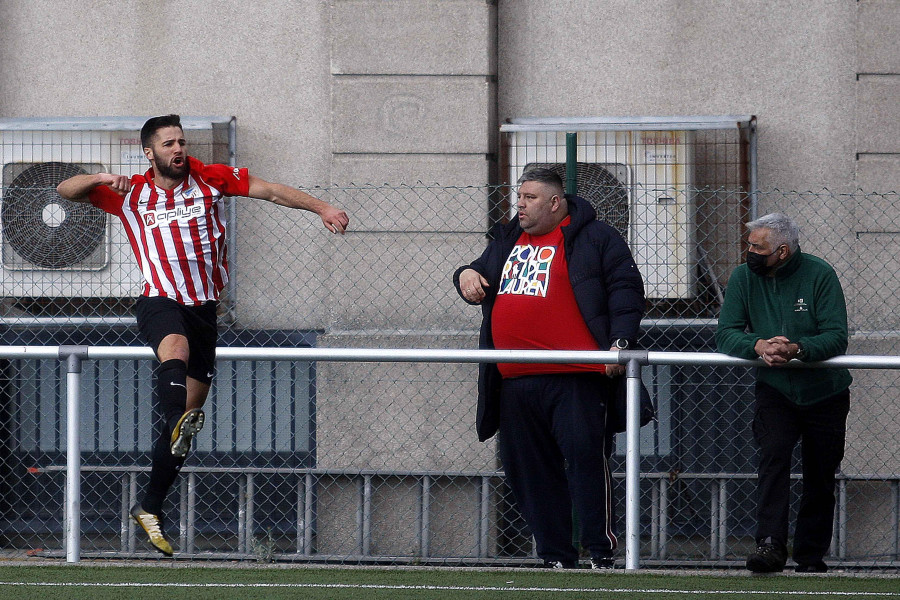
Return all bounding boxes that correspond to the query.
[1,120,899,567]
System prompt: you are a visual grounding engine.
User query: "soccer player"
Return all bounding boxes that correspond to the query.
[57,114,349,556]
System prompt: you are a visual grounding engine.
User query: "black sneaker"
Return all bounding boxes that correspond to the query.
[542,560,577,569]
[795,560,828,573]
[746,537,787,573]
[590,556,615,570]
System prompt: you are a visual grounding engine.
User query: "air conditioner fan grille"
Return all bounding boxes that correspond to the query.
[2,161,107,269]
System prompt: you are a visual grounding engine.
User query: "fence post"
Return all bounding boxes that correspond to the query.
[624,353,648,570]
[565,132,577,196]
[60,345,89,563]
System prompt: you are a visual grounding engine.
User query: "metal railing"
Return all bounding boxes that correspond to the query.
[34,466,897,566]
[2,344,896,569]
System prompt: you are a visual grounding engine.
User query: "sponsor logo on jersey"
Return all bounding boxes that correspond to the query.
[143,204,204,228]
[232,168,241,179]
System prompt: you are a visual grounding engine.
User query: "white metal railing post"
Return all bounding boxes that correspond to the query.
[60,345,89,564]
[624,354,646,570]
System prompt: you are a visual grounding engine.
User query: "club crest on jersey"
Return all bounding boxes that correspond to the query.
[143,204,204,228]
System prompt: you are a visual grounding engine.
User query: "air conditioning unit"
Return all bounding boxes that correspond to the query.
[0,117,235,306]
[502,118,697,299]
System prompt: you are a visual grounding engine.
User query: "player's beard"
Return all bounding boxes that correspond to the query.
[156,159,189,181]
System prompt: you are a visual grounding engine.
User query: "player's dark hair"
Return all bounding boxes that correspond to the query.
[518,167,564,193]
[141,114,183,149]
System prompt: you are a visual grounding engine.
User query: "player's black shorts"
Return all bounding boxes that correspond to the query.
[135,296,218,385]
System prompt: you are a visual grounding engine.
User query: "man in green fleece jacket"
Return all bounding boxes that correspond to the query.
[716,212,851,574]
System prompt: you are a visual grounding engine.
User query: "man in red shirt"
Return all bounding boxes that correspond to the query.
[454,168,645,569]
[57,114,349,556]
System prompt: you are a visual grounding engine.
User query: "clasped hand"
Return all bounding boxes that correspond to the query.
[754,336,798,367]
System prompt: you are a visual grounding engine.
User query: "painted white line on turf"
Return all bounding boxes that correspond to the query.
[0,582,897,596]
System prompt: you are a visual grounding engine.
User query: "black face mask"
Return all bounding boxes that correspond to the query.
[746,250,776,276]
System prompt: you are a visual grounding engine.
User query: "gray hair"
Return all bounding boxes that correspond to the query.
[517,167,564,192]
[747,213,800,252]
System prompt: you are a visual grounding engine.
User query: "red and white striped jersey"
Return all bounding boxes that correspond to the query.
[90,157,250,306]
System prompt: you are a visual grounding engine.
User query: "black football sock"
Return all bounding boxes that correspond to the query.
[142,359,188,515]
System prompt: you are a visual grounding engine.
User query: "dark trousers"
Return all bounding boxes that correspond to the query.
[752,382,850,564]
[498,373,615,564]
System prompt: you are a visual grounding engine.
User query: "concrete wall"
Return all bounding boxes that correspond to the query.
[330,0,495,187]
[315,474,493,558]
[856,0,900,193]
[498,1,866,192]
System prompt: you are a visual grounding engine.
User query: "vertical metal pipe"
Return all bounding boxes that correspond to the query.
[304,473,314,556]
[650,479,660,558]
[710,480,719,559]
[238,474,247,554]
[62,348,87,563]
[297,475,305,555]
[247,473,255,555]
[128,472,137,553]
[838,479,847,559]
[565,132,577,196]
[748,116,758,220]
[719,479,728,559]
[227,117,237,167]
[892,480,899,559]
[179,477,188,552]
[224,116,238,324]
[421,475,431,559]
[187,472,197,554]
[120,474,129,552]
[624,357,642,570]
[362,475,372,556]
[831,496,839,558]
[659,478,669,560]
[479,476,490,559]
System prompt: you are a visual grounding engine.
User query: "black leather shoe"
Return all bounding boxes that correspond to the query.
[795,561,828,573]
[746,537,787,573]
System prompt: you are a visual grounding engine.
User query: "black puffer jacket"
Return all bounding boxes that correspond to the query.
[453,195,646,441]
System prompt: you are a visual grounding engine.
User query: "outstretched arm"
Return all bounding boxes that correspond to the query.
[247,175,349,234]
[57,173,131,203]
